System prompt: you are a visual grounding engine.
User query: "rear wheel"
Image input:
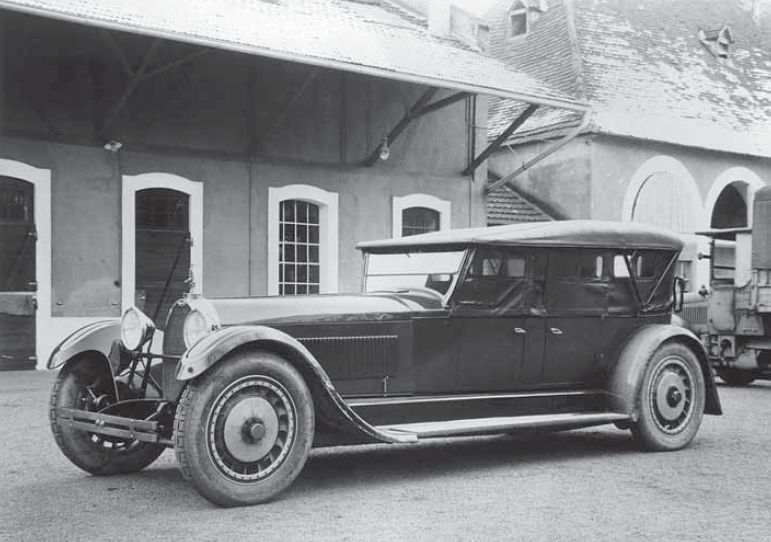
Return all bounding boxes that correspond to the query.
[174,350,314,507]
[49,356,165,474]
[717,368,755,386]
[631,343,705,451]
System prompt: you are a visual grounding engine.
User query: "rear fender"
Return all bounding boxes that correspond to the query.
[177,325,410,444]
[608,324,722,419]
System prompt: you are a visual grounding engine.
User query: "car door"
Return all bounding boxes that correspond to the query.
[413,247,546,393]
[541,249,609,386]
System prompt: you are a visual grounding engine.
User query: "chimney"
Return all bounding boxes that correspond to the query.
[428,0,451,37]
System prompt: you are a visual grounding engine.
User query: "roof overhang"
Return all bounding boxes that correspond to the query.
[0,0,588,113]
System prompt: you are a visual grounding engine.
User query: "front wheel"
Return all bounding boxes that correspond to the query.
[49,356,165,475]
[174,351,314,507]
[631,342,705,451]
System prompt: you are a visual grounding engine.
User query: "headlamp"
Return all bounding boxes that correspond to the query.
[183,308,216,348]
[120,307,155,351]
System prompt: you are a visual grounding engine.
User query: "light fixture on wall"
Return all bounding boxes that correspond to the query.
[378,137,390,161]
[103,140,123,152]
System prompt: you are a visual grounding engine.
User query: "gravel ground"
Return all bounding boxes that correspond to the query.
[1,370,770,542]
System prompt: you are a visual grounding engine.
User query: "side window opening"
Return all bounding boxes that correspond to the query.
[456,248,532,307]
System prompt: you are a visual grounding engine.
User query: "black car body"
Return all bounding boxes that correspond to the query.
[48,220,721,506]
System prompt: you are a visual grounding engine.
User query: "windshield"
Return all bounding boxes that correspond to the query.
[364,250,466,296]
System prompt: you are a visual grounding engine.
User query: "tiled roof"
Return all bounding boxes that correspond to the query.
[0,0,585,111]
[487,184,555,225]
[486,0,771,157]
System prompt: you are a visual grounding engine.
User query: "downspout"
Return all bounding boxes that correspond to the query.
[485,109,591,194]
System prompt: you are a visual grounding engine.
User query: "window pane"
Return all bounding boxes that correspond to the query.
[278,199,321,296]
[506,255,526,278]
[402,207,440,237]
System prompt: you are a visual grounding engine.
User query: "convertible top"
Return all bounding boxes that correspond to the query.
[358,220,684,252]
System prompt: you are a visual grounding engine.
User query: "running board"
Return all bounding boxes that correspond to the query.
[376,412,630,441]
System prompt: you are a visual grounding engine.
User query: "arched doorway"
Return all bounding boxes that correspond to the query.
[711,182,748,228]
[135,188,191,327]
[623,157,704,289]
[0,176,36,369]
[122,173,203,328]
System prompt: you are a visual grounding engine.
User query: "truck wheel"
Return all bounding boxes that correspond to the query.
[716,368,755,386]
[49,356,165,475]
[631,342,705,451]
[174,350,314,507]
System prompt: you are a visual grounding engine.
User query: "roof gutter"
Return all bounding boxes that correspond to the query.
[486,110,592,193]
[0,1,589,113]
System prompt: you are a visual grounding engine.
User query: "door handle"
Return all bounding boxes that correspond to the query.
[550,327,563,335]
[513,327,527,334]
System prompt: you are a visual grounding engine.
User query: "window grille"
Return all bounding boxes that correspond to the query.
[279,200,320,295]
[401,207,440,237]
[0,177,33,223]
[136,189,189,230]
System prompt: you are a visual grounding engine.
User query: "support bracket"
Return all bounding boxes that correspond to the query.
[364,87,439,166]
[463,103,538,176]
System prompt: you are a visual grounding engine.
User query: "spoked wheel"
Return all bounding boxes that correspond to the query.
[49,356,165,475]
[174,351,314,507]
[717,368,756,386]
[631,343,705,451]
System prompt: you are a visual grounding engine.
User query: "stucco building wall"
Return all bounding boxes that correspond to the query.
[0,11,487,365]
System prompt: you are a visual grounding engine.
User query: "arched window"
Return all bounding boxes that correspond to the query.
[392,194,450,239]
[402,207,440,237]
[268,184,338,295]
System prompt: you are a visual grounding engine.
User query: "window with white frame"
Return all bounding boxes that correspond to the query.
[392,194,451,239]
[268,185,338,296]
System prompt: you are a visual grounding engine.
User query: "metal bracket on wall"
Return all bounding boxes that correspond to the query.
[463,103,539,176]
[364,87,469,166]
[485,110,591,194]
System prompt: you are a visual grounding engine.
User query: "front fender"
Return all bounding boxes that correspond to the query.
[607,324,722,419]
[47,320,121,371]
[177,325,413,444]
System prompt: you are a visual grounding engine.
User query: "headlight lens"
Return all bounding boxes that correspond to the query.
[120,307,154,351]
[183,309,214,348]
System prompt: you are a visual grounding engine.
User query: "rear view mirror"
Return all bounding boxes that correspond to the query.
[428,273,451,282]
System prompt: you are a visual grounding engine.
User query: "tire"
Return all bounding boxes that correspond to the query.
[174,350,314,507]
[49,356,165,475]
[717,368,755,386]
[631,342,705,451]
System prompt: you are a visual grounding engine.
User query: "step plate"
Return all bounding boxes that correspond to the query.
[377,412,630,441]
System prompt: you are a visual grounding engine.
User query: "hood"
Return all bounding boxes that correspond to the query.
[206,291,443,326]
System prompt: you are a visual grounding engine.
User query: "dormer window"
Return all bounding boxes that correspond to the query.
[698,25,734,58]
[509,1,528,37]
[508,0,549,39]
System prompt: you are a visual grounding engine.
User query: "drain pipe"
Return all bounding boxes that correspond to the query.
[485,110,592,194]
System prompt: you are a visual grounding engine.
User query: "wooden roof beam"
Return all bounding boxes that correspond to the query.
[463,103,538,176]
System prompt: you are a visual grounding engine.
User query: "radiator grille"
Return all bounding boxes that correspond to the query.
[163,301,190,357]
[162,301,190,399]
[681,302,708,327]
[299,335,398,380]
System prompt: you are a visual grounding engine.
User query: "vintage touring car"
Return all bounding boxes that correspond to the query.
[48,220,721,507]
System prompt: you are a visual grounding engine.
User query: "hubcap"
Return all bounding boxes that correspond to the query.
[649,356,694,434]
[222,397,279,463]
[207,376,296,482]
